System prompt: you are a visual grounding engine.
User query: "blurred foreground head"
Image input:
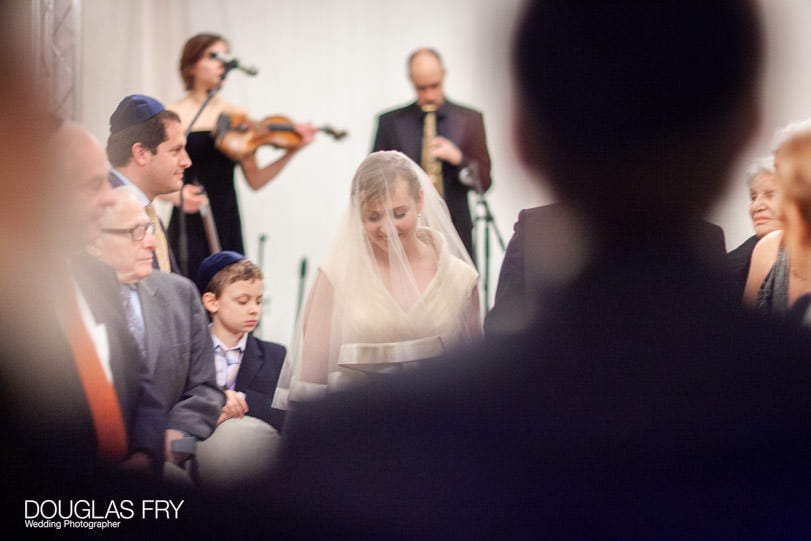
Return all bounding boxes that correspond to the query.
[51,122,114,248]
[0,3,53,260]
[513,0,762,228]
[0,2,89,437]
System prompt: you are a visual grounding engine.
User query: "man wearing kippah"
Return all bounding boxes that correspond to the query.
[106,94,192,273]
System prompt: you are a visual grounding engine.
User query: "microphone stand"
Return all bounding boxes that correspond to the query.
[296,257,308,320]
[176,65,237,276]
[472,182,506,312]
[254,234,269,333]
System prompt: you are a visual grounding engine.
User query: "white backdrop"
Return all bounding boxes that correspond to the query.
[79,0,811,344]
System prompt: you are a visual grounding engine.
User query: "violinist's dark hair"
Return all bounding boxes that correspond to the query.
[106,109,180,167]
[180,33,228,91]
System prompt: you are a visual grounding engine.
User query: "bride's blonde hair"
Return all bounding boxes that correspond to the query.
[351,152,422,215]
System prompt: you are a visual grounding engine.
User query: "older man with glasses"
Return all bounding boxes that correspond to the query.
[90,186,223,482]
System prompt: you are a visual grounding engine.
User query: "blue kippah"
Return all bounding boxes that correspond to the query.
[109,94,165,133]
[196,251,246,295]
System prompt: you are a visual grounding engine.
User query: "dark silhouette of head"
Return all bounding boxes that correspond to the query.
[513,1,762,230]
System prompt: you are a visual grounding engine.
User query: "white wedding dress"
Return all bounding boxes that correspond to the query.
[273,151,480,409]
[326,228,477,387]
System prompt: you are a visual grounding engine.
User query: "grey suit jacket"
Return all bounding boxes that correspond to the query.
[137,271,223,440]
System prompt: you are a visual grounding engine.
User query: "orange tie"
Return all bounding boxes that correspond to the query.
[63,284,128,463]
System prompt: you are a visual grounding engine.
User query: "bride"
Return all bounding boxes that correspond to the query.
[274,151,480,407]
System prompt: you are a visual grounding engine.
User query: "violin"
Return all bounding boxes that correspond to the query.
[212,112,347,161]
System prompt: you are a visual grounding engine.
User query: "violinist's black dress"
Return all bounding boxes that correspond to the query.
[168,131,244,280]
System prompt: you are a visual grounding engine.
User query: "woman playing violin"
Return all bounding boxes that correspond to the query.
[165,33,317,280]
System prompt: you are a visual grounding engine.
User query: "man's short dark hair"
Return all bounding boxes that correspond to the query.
[512,1,761,220]
[514,1,760,153]
[106,109,181,167]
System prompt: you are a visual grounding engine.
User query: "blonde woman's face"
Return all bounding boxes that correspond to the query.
[361,179,423,254]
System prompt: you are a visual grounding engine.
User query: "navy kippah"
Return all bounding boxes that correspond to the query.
[196,251,246,295]
[109,94,165,133]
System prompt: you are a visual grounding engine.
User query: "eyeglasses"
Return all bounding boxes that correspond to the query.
[101,222,156,241]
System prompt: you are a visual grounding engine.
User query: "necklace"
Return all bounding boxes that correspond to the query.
[789,253,811,281]
[790,266,811,281]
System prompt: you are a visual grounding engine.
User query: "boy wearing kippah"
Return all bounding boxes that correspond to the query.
[197,251,286,432]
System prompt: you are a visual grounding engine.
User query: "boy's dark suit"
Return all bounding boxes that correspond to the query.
[234,334,286,432]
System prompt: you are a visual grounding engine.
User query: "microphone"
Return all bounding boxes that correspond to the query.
[209,52,259,77]
[460,161,483,194]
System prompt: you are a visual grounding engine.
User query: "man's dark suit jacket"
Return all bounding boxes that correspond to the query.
[485,204,728,337]
[2,255,165,498]
[484,204,575,336]
[372,100,491,257]
[234,334,287,432]
[137,270,222,441]
[108,170,180,273]
[727,234,759,302]
[1,255,170,537]
[262,230,811,539]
